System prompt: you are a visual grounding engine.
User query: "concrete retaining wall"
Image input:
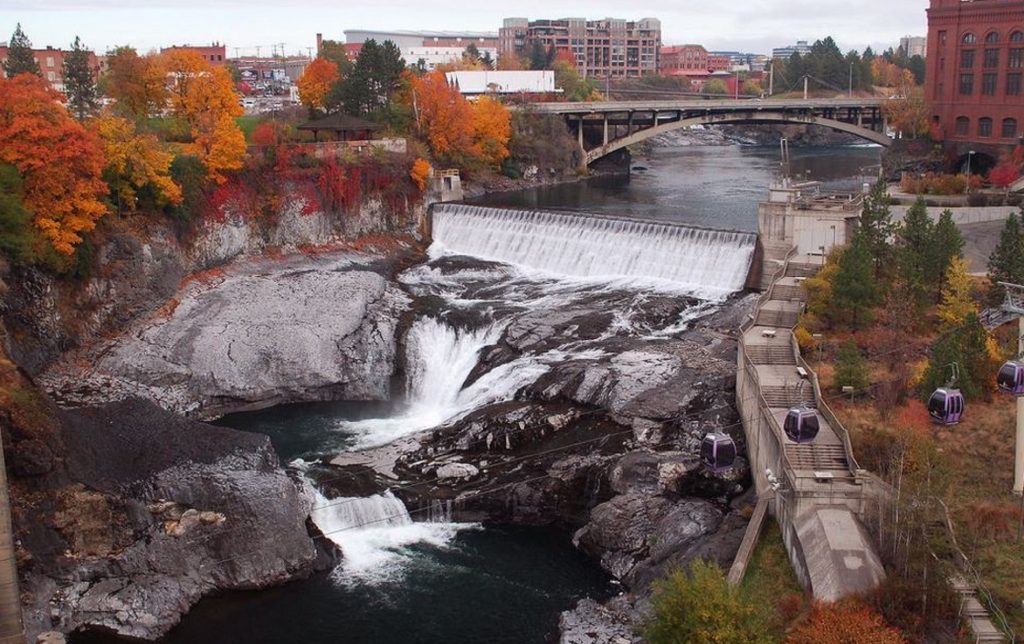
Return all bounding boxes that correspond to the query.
[890,204,1016,226]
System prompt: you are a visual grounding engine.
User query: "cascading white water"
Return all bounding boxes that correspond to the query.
[429,204,757,299]
[308,486,464,581]
[339,317,549,448]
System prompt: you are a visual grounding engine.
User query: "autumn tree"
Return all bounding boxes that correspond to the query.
[937,256,977,330]
[3,24,40,78]
[702,79,728,95]
[409,158,431,191]
[988,155,1022,195]
[103,47,168,121]
[0,74,107,254]
[471,95,512,168]
[553,59,600,102]
[786,601,906,644]
[410,70,475,164]
[62,36,98,120]
[297,57,340,115]
[160,50,245,182]
[883,87,929,139]
[644,559,771,644]
[94,112,182,212]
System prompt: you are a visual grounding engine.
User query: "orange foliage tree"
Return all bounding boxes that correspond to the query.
[409,158,431,191]
[160,50,245,182]
[409,71,512,169]
[94,112,182,211]
[883,87,930,139]
[786,600,907,644]
[0,74,107,254]
[103,46,168,121]
[297,57,340,113]
[471,95,512,168]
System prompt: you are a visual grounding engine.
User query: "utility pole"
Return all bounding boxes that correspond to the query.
[803,75,809,100]
[1001,283,1024,495]
[768,61,774,96]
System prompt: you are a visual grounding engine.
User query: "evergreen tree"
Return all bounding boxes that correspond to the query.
[62,36,97,120]
[895,197,934,316]
[929,209,964,298]
[464,43,481,64]
[0,164,35,264]
[988,210,1024,302]
[835,340,870,392]
[3,24,40,78]
[339,39,405,117]
[831,231,879,327]
[859,179,895,278]
[921,311,994,401]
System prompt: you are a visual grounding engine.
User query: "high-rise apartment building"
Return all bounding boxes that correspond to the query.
[499,17,661,78]
[899,35,927,58]
[926,0,1023,146]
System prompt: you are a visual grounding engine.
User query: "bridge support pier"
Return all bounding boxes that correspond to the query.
[602,116,609,146]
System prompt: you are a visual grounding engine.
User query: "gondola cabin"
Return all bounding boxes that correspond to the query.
[783,407,819,444]
[700,433,737,473]
[927,387,964,425]
[997,361,1024,396]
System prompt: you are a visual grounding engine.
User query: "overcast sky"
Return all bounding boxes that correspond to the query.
[0,0,929,57]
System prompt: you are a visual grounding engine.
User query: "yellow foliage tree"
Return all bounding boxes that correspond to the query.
[160,50,245,182]
[470,95,511,168]
[94,112,182,211]
[937,256,977,329]
[882,87,930,139]
[297,57,340,113]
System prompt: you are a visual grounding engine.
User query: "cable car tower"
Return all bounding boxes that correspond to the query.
[999,282,1024,495]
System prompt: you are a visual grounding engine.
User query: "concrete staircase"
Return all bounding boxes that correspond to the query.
[760,240,794,290]
[746,344,796,365]
[761,384,817,408]
[952,577,1008,643]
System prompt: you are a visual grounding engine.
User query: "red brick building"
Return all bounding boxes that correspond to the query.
[707,54,732,72]
[160,43,227,66]
[659,44,709,77]
[926,0,1023,157]
[0,44,100,91]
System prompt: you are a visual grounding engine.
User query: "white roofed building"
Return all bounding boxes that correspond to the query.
[445,70,557,96]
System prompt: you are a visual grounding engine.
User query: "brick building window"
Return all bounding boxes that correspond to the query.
[982,73,998,95]
[959,73,974,95]
[985,32,1000,44]
[1003,118,1019,139]
[984,49,999,68]
[978,117,993,137]
[1013,31,1024,43]
[961,50,975,68]
[956,116,970,135]
[1008,73,1022,96]
[1010,48,1023,68]
[963,33,977,44]
[939,31,947,45]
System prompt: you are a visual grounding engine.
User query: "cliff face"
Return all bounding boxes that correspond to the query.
[0,177,424,640]
[2,183,425,377]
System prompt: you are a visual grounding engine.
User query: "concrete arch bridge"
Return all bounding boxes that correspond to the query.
[526,99,890,165]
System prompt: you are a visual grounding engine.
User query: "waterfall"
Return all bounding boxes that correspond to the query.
[339,317,548,448]
[308,486,465,581]
[430,204,757,298]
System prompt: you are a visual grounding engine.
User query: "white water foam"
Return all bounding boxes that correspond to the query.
[308,485,470,583]
[429,204,756,299]
[339,317,550,448]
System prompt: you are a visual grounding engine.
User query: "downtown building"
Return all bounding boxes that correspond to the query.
[926,0,1023,155]
[0,44,100,92]
[160,43,227,67]
[499,17,661,78]
[340,30,499,69]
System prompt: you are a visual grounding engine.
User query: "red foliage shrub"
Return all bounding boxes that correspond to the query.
[786,600,906,644]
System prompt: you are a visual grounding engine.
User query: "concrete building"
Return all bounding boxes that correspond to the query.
[160,43,227,66]
[900,35,927,58]
[340,29,498,68]
[0,44,100,92]
[659,44,709,77]
[445,69,555,96]
[772,40,812,59]
[926,0,1024,156]
[499,17,661,79]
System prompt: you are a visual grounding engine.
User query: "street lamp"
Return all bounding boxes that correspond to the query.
[848,62,853,98]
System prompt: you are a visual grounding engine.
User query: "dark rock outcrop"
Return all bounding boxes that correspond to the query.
[15,398,326,641]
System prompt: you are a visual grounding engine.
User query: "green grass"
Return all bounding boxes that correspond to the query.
[741,519,807,639]
[235,116,261,142]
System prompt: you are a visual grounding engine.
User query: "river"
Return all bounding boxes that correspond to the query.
[75,143,880,644]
